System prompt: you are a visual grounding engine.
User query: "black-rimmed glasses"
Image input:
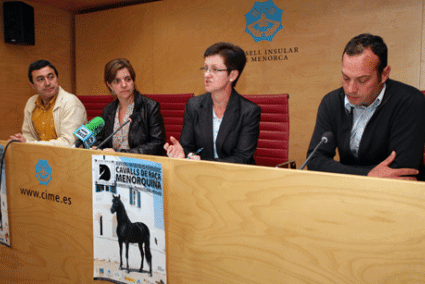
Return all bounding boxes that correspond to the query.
[200,67,229,74]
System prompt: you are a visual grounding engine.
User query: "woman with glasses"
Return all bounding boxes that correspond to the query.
[164,42,261,164]
[93,58,166,154]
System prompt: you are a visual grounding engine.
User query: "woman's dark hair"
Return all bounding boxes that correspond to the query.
[204,42,247,87]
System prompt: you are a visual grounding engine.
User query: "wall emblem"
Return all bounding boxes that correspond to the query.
[245,0,283,42]
[35,159,52,186]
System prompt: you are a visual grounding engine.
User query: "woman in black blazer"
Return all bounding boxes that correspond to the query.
[164,42,261,164]
[94,58,166,155]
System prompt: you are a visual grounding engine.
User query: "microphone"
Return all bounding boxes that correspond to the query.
[72,117,105,148]
[94,113,137,150]
[300,131,333,170]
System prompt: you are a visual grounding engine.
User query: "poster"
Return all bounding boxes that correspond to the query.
[0,145,10,247]
[92,155,166,284]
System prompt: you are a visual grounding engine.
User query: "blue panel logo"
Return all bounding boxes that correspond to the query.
[245,0,283,42]
[35,160,52,186]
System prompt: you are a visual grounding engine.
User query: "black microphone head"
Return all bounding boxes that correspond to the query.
[322,131,333,143]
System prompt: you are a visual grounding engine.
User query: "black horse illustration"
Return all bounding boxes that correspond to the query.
[110,194,152,276]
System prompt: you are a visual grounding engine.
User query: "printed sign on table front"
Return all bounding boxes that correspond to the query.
[0,145,10,247]
[92,155,166,284]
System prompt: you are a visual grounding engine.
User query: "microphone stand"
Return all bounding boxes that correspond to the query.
[300,137,327,170]
[94,119,132,150]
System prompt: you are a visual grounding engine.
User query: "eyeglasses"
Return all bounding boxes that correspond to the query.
[200,67,229,74]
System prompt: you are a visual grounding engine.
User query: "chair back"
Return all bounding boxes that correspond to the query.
[144,94,194,142]
[77,95,114,121]
[242,94,290,167]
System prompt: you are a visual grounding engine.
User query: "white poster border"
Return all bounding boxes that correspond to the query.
[92,155,166,284]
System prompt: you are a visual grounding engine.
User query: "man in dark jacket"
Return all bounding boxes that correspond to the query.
[307,33,425,180]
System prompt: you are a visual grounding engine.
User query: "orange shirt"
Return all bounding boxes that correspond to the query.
[32,95,58,141]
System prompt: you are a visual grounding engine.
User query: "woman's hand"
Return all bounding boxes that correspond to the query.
[164,136,185,159]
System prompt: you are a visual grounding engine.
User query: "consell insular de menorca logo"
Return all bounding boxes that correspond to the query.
[245,0,283,42]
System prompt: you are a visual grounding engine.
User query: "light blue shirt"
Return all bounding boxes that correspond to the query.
[344,84,386,158]
[212,107,223,159]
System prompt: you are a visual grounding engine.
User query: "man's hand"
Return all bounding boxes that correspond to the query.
[367,151,419,180]
[9,133,26,143]
[164,136,185,159]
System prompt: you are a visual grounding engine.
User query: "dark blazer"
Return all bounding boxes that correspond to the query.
[94,91,166,155]
[180,89,261,164]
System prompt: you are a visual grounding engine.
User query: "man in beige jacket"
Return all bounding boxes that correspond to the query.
[9,60,87,147]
